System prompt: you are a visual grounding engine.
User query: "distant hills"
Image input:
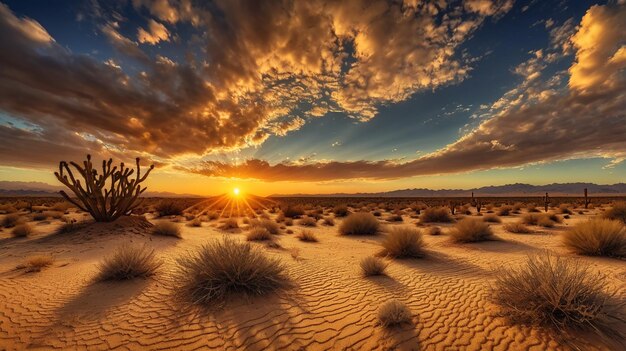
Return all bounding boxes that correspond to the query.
[270,183,626,197]
[0,181,201,198]
[2,181,626,198]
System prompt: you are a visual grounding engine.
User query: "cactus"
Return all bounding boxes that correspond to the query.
[584,188,591,209]
[54,155,154,222]
[543,192,550,213]
[476,199,482,213]
[449,201,458,215]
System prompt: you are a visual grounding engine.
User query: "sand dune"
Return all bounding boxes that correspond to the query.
[0,208,624,350]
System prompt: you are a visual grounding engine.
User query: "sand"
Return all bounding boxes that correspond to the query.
[0,208,624,350]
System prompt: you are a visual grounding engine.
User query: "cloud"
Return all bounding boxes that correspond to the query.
[189,3,626,182]
[137,19,169,45]
[0,0,515,170]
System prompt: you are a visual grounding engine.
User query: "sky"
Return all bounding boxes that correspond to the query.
[0,0,625,196]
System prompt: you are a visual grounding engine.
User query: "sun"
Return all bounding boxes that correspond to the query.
[233,187,240,196]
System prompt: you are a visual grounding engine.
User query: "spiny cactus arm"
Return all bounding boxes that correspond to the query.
[55,163,95,213]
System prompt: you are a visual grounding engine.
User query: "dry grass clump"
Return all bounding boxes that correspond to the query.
[419,207,453,223]
[246,227,272,241]
[32,213,48,221]
[603,202,626,224]
[564,218,626,258]
[298,216,317,227]
[323,217,335,226]
[152,222,182,238]
[96,245,161,281]
[2,213,21,228]
[174,237,288,306]
[187,218,202,227]
[426,226,442,236]
[482,214,502,223]
[537,216,555,228]
[296,230,318,242]
[504,222,533,234]
[449,218,494,243]
[360,256,387,276]
[339,212,380,235]
[282,205,304,218]
[333,204,349,217]
[380,227,425,258]
[559,204,573,215]
[156,201,185,217]
[497,205,512,216]
[20,255,54,272]
[378,300,412,328]
[386,213,403,222]
[522,213,555,226]
[220,218,239,230]
[207,211,219,220]
[250,219,280,234]
[492,252,624,340]
[11,224,33,238]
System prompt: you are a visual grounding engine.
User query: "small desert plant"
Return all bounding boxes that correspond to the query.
[96,245,161,281]
[497,206,512,216]
[386,214,403,222]
[296,230,318,242]
[323,217,335,226]
[483,214,502,223]
[492,252,625,340]
[564,218,626,257]
[419,207,453,223]
[22,255,54,273]
[2,213,21,228]
[206,211,219,220]
[187,218,202,227]
[522,213,548,225]
[246,227,272,241]
[152,222,181,238]
[282,205,304,218]
[156,201,185,217]
[380,227,425,258]
[333,204,349,217]
[284,218,293,226]
[298,216,317,227]
[537,217,555,228]
[449,218,494,243]
[174,237,288,305]
[220,218,239,230]
[603,202,626,224]
[426,226,442,236]
[559,204,573,215]
[378,300,412,328]
[250,219,280,234]
[504,222,533,234]
[43,210,63,219]
[360,256,387,276]
[339,212,380,235]
[11,223,33,238]
[32,212,48,221]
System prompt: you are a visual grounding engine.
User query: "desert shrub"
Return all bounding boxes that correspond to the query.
[426,226,442,236]
[207,211,219,220]
[2,214,21,228]
[156,201,185,217]
[56,219,78,234]
[512,202,524,211]
[559,204,573,215]
[286,229,294,234]
[419,207,453,223]
[323,217,335,226]
[378,300,412,328]
[522,213,547,225]
[527,204,540,212]
[504,222,533,234]
[152,222,182,238]
[296,230,318,242]
[386,214,403,222]
[497,206,512,216]
[492,252,624,340]
[284,218,293,226]
[173,237,288,305]
[43,210,63,219]
[483,214,502,223]
[282,205,304,218]
[246,227,272,241]
[449,218,494,243]
[372,210,382,217]
[220,218,239,230]
[97,245,161,281]
[360,256,387,276]
[11,224,33,238]
[564,218,626,258]
[297,216,317,227]
[333,204,349,217]
[547,213,563,223]
[537,217,555,228]
[380,227,425,258]
[339,212,380,235]
[250,219,280,234]
[603,202,626,224]
[32,213,47,221]
[51,202,71,212]
[187,218,202,227]
[23,255,54,272]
